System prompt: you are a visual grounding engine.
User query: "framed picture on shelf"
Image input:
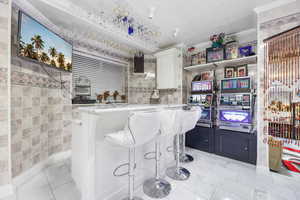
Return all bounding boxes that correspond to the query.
[239,45,254,57]
[191,54,198,66]
[206,47,225,63]
[224,67,235,78]
[198,51,206,64]
[225,42,238,60]
[237,65,248,77]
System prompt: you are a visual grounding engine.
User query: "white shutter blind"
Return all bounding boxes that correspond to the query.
[72,53,124,97]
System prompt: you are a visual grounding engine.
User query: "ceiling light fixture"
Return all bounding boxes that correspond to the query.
[173,28,179,37]
[148,7,156,19]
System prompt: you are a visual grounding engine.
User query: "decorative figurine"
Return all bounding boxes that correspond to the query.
[103,91,110,101]
[97,94,103,103]
[121,95,126,101]
[113,91,119,100]
[210,33,225,48]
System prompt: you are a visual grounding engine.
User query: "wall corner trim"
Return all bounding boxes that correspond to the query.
[254,0,296,13]
[0,184,14,199]
[12,150,71,187]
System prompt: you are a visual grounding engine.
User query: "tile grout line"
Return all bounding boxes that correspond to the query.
[43,170,56,200]
[44,162,74,200]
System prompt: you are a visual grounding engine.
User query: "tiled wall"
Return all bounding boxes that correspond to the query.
[0,0,10,186]
[10,5,72,177]
[128,56,184,105]
[128,59,156,104]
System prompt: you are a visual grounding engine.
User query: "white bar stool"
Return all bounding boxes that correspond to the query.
[165,108,192,181]
[179,107,202,163]
[143,109,176,198]
[105,110,161,200]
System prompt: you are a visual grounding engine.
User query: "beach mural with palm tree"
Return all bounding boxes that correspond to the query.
[18,12,72,72]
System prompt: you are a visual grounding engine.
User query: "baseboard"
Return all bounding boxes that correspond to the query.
[12,150,71,187]
[256,166,270,175]
[0,184,14,199]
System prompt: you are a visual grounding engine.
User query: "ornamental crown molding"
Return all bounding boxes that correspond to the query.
[31,0,160,53]
[13,0,135,61]
[260,12,300,30]
[254,0,296,13]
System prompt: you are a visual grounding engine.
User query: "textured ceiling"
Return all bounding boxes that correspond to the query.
[67,0,276,47]
[26,0,277,55]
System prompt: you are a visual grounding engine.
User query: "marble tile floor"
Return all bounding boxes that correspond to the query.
[1,148,300,200]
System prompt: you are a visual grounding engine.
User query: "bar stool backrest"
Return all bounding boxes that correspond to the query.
[181,108,201,133]
[166,109,183,136]
[127,110,161,147]
[159,109,177,136]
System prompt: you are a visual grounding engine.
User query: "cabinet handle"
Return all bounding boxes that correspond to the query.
[244,147,248,151]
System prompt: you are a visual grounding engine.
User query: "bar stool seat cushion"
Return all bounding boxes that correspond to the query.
[105,130,134,148]
[105,111,161,148]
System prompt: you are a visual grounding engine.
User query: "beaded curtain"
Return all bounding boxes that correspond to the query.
[264,26,300,146]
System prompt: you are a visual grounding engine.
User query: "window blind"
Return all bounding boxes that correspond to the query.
[72,53,125,98]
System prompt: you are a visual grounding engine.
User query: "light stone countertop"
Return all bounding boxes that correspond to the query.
[76,104,186,114]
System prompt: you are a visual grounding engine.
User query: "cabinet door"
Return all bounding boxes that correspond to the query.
[157,54,176,89]
[186,127,211,152]
[215,129,250,163]
[155,48,181,89]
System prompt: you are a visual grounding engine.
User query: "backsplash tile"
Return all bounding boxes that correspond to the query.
[0,0,9,186]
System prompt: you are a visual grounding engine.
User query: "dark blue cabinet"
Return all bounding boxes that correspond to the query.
[215,129,257,165]
[185,126,215,153]
[186,127,257,165]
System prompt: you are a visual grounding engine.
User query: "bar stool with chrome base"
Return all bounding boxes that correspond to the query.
[165,108,190,181]
[143,109,176,198]
[105,110,161,200]
[179,107,202,163]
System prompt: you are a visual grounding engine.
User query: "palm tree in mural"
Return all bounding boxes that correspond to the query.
[40,52,50,63]
[66,62,72,71]
[31,35,44,59]
[19,38,25,55]
[57,52,65,68]
[23,43,35,59]
[49,47,57,67]
[50,60,56,67]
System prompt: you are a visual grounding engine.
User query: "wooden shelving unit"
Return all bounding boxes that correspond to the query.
[184,55,257,72]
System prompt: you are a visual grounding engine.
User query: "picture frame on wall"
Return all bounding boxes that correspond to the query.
[224,67,235,78]
[237,65,248,77]
[206,47,225,63]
